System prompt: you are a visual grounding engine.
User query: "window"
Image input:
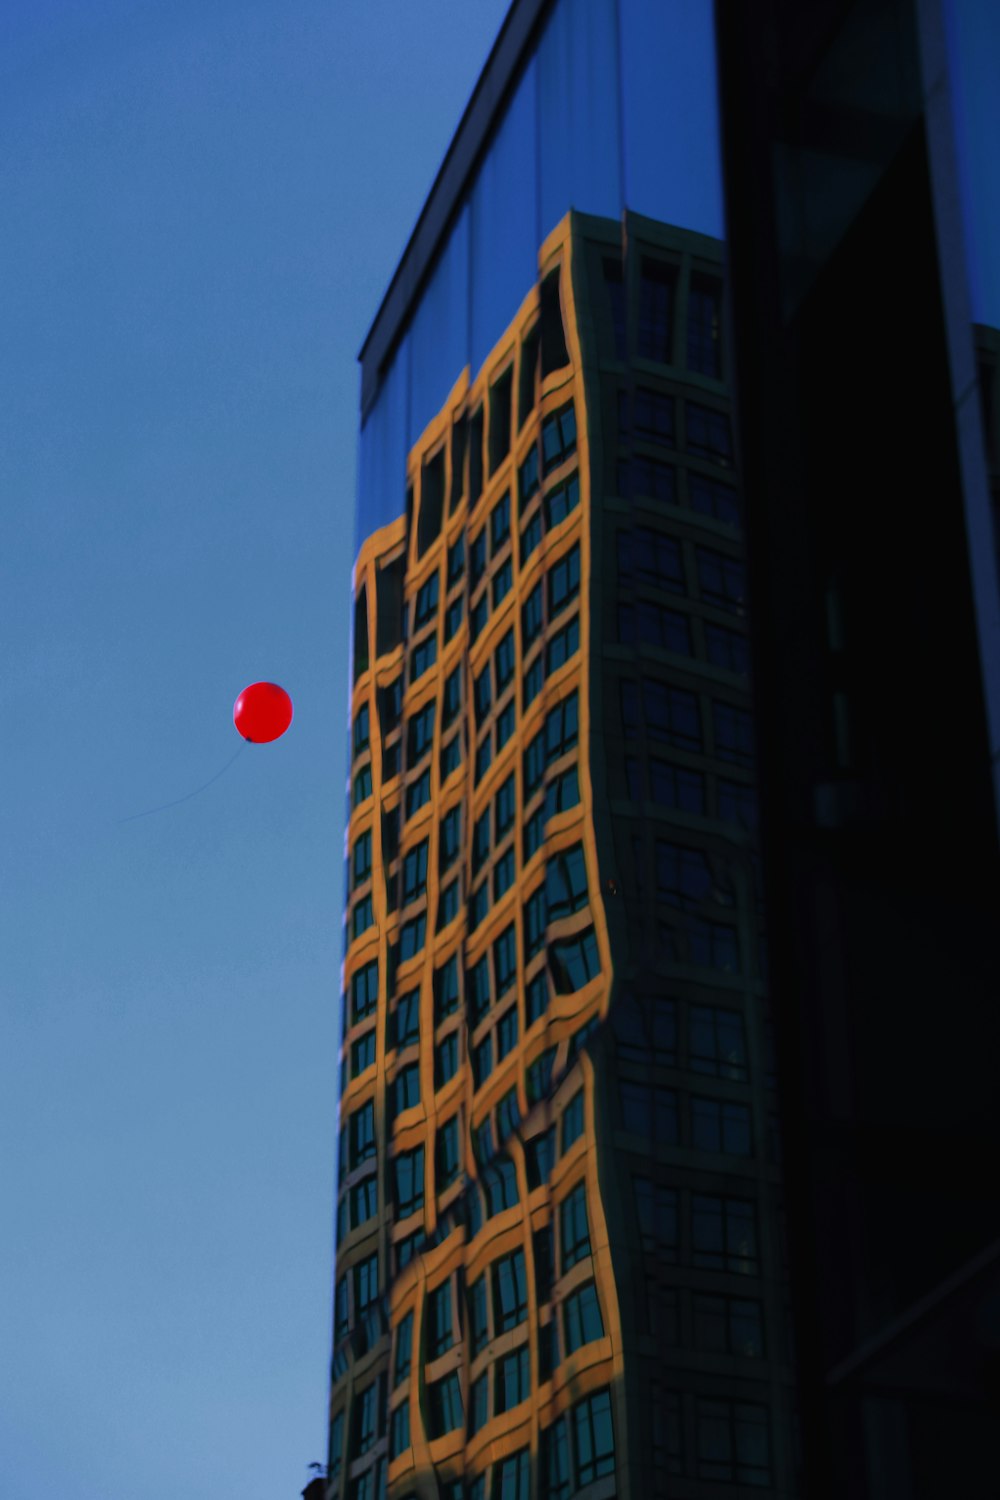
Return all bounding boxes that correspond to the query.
[560,1182,591,1270]
[538,1316,558,1378]
[522,582,543,647]
[494,1449,529,1500]
[618,600,691,654]
[490,372,513,475]
[718,778,757,828]
[351,960,378,1021]
[431,954,458,1026]
[497,1005,519,1061]
[352,1031,376,1078]
[690,1005,747,1080]
[639,258,675,362]
[485,1155,519,1218]
[394,1147,425,1219]
[472,809,492,876]
[694,1294,763,1358]
[544,471,580,531]
[496,701,515,753]
[492,559,513,609]
[635,386,676,443]
[697,1399,771,1486]
[440,732,461,780]
[697,547,745,615]
[561,1091,584,1152]
[548,544,580,619]
[692,1098,752,1155]
[353,764,373,806]
[389,1400,410,1459]
[523,730,545,799]
[414,572,439,629]
[713,701,754,765]
[546,844,588,920]
[521,510,542,565]
[355,1252,379,1312]
[493,775,515,839]
[603,256,627,358]
[630,453,676,502]
[544,766,579,821]
[435,1032,459,1089]
[705,622,750,676]
[436,1116,461,1191]
[405,769,431,818]
[495,630,515,692]
[437,879,459,930]
[353,704,370,756]
[550,928,600,994]
[467,956,491,1025]
[351,1175,377,1228]
[687,403,733,465]
[402,840,428,904]
[470,530,487,588]
[526,1127,555,1188]
[439,806,461,873]
[522,653,543,710]
[496,1348,529,1413]
[352,830,372,887]
[688,274,723,377]
[350,1102,376,1166]
[447,534,465,584]
[572,1388,615,1486]
[563,1281,604,1354]
[469,1274,489,1354]
[542,403,577,475]
[469,880,490,933]
[474,736,493,785]
[428,1372,463,1438]
[355,1380,379,1454]
[692,1195,758,1275]
[470,592,488,644]
[469,1372,489,1436]
[472,1035,494,1089]
[410,635,437,683]
[442,665,462,727]
[497,1086,519,1141]
[526,1046,556,1103]
[526,972,548,1025]
[620,1082,679,1142]
[634,1178,678,1257]
[444,595,464,643]
[545,691,579,761]
[543,1418,571,1500]
[546,618,579,675]
[399,914,425,962]
[523,886,547,959]
[644,681,702,750]
[690,472,740,525]
[493,1249,528,1331]
[519,446,540,510]
[523,804,544,862]
[428,1281,453,1358]
[618,527,684,591]
[655,841,713,910]
[334,1275,349,1341]
[649,760,705,812]
[393,1064,420,1115]
[351,895,374,941]
[328,1410,345,1481]
[490,492,511,552]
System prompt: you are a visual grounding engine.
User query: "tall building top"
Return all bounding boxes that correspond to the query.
[354,0,725,546]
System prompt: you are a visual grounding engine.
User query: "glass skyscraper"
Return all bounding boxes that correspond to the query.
[320,4,1000,1500]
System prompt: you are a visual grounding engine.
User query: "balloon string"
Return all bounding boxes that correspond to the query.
[119,739,248,824]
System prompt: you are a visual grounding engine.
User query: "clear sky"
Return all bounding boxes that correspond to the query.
[0,3,508,1496]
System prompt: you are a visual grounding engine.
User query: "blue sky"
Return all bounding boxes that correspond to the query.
[0,3,508,1496]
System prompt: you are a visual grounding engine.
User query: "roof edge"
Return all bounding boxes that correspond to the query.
[357,0,551,412]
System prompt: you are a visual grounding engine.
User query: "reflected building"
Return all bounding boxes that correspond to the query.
[325,2,1000,1500]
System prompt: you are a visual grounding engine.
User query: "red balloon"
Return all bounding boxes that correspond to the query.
[233,682,293,743]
